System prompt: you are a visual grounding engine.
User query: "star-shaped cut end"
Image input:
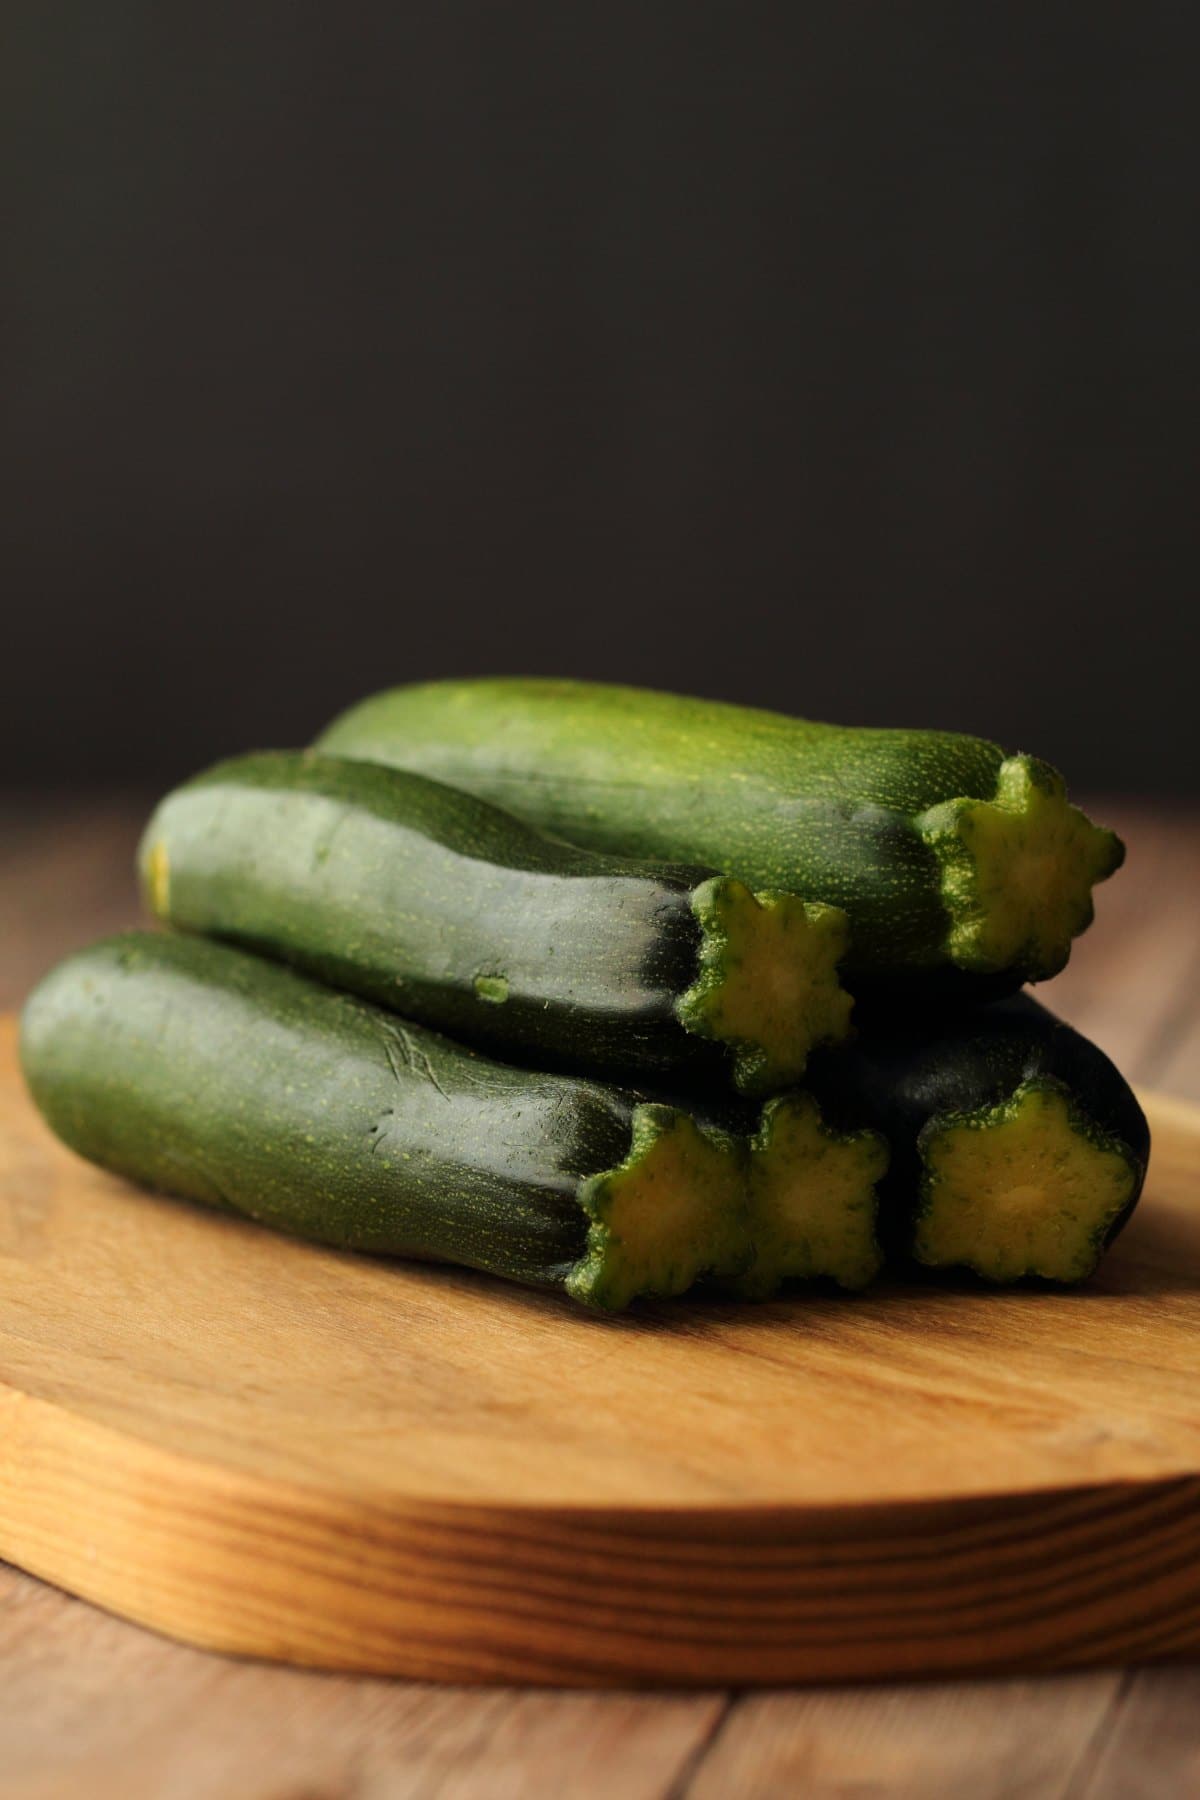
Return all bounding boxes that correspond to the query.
[917,755,1125,980]
[914,1078,1141,1283]
[676,878,854,1097]
[566,1106,750,1311]
[729,1092,888,1300]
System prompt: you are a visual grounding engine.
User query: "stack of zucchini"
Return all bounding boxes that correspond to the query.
[21,680,1149,1311]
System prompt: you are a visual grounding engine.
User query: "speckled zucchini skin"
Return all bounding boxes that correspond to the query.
[317,678,1122,988]
[17,933,668,1300]
[138,751,847,1095]
[805,993,1151,1272]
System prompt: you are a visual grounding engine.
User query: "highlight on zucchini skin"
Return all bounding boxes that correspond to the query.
[316,678,1124,989]
[18,933,751,1313]
[139,751,853,1101]
[804,994,1150,1285]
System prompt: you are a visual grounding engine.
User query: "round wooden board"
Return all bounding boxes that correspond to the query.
[0,1017,1197,1686]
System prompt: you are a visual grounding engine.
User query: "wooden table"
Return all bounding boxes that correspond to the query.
[2,796,1198,1798]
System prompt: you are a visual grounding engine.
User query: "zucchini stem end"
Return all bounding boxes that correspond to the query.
[915,1077,1142,1283]
[677,878,854,1097]
[730,1092,888,1300]
[566,1105,751,1311]
[918,756,1124,981]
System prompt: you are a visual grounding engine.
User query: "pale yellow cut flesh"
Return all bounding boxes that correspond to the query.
[919,756,1123,976]
[735,1093,888,1298]
[916,1081,1137,1283]
[678,878,853,1095]
[567,1106,749,1311]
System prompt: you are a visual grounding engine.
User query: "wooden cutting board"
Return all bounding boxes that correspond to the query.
[0,1016,1197,1687]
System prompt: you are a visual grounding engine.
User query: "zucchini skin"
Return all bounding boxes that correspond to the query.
[141,751,704,1080]
[805,994,1151,1273]
[18,933,659,1299]
[317,678,1122,987]
[139,752,848,1096]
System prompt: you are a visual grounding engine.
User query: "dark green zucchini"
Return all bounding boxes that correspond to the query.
[805,994,1150,1283]
[138,750,852,1098]
[19,933,751,1311]
[317,679,1123,988]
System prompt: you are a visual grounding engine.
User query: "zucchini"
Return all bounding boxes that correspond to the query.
[317,678,1123,986]
[19,933,751,1312]
[737,1092,889,1297]
[138,750,852,1098]
[805,994,1150,1283]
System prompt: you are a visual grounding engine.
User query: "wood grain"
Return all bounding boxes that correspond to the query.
[1068,1666,1200,1799]
[686,1673,1126,1800]
[1,1011,1198,1687]
[0,1560,724,1800]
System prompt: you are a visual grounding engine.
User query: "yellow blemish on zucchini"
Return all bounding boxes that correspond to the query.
[733,1093,887,1299]
[473,974,509,1004]
[916,1079,1138,1283]
[566,1106,750,1310]
[145,840,171,917]
[919,755,1124,978]
[677,878,853,1096]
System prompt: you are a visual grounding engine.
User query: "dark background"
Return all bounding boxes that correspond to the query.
[4,4,1194,793]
